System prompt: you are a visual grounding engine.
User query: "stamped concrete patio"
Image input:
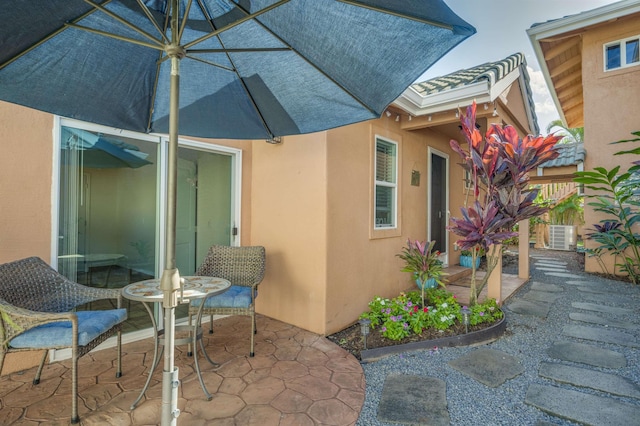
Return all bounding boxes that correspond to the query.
[0,315,365,425]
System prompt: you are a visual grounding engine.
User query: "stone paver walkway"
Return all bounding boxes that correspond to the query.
[373,251,640,425]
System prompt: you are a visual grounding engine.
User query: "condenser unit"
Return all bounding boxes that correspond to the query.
[548,225,577,251]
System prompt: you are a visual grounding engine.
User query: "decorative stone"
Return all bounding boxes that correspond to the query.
[377,374,449,426]
[448,348,524,387]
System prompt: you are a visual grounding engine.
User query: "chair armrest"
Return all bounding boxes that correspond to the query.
[0,300,77,345]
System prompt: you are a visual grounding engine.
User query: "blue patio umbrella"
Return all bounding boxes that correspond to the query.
[0,1,474,424]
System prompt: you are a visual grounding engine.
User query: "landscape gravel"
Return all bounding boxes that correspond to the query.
[356,250,640,425]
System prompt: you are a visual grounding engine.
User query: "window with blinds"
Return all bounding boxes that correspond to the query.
[605,35,640,71]
[375,138,397,228]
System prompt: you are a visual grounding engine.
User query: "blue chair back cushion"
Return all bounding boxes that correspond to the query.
[192,285,254,309]
[9,309,127,349]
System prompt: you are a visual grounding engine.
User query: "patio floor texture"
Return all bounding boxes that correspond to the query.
[0,315,365,425]
[0,268,526,425]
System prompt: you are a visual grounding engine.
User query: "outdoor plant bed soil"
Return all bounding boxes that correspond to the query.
[327,313,506,362]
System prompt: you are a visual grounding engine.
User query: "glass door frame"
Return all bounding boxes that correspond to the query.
[50,117,243,357]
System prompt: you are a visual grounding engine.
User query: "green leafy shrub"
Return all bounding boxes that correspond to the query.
[359,289,501,341]
[574,131,640,284]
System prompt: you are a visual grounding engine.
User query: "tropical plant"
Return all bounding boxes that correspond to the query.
[574,131,640,283]
[545,120,584,144]
[548,193,584,225]
[397,239,445,307]
[448,102,561,305]
[460,246,485,257]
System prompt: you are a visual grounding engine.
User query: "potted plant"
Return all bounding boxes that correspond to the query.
[459,246,484,269]
[397,239,445,307]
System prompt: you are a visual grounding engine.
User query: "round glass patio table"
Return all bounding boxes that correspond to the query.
[122,276,230,409]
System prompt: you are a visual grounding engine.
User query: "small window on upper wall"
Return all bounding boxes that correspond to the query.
[374,137,397,229]
[605,35,640,71]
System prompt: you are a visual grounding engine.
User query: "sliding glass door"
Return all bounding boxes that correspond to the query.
[57,121,238,332]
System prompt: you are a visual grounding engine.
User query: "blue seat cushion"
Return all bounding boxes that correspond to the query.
[192,285,254,309]
[10,309,127,349]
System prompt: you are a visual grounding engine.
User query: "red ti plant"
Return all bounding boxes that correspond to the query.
[448,102,561,305]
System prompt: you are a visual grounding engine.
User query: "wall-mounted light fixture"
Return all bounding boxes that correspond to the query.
[411,170,421,186]
[386,110,392,117]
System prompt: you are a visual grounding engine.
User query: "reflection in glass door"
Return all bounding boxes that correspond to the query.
[175,146,233,319]
[176,146,233,275]
[57,124,237,333]
[58,126,159,332]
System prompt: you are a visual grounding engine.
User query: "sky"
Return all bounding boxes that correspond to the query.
[418,0,622,134]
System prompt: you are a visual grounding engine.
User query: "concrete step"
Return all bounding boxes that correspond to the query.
[442,265,474,285]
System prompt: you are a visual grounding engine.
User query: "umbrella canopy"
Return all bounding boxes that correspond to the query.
[62,127,152,168]
[0,1,474,424]
[1,0,474,139]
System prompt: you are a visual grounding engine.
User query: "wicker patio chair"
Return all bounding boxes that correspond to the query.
[0,256,126,424]
[189,245,266,357]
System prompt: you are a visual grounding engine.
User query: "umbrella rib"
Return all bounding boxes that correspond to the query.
[337,0,454,31]
[191,0,276,138]
[183,54,235,72]
[134,0,170,44]
[229,0,379,117]
[65,23,164,51]
[177,0,193,43]
[183,0,291,50]
[81,0,165,47]
[0,1,111,71]
[187,48,291,53]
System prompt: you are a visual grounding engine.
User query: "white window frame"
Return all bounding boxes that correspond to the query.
[374,136,398,230]
[604,35,640,71]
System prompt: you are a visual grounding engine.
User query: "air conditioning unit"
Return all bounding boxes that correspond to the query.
[548,225,577,251]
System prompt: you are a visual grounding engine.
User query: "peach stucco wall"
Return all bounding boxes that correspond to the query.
[251,112,477,335]
[580,14,640,274]
[251,133,329,333]
[0,102,54,263]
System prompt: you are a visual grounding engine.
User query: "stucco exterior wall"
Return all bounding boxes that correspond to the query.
[251,133,329,334]
[580,14,640,274]
[0,102,53,263]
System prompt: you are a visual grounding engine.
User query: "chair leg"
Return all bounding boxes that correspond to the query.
[33,350,48,385]
[116,329,122,378]
[209,314,214,334]
[250,313,256,357]
[71,347,79,424]
[187,313,194,356]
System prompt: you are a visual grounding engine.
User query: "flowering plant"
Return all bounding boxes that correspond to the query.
[397,239,445,307]
[359,290,502,341]
[463,299,503,325]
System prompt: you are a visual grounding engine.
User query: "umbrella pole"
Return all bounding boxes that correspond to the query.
[161,1,182,424]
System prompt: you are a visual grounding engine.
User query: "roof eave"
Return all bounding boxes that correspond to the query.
[394,81,490,116]
[527,0,640,127]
